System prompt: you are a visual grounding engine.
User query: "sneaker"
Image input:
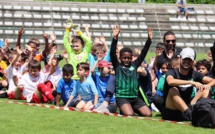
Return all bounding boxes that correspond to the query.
[183,109,192,121]
[95,103,109,113]
[65,19,73,29]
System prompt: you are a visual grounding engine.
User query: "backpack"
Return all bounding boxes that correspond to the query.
[192,98,215,128]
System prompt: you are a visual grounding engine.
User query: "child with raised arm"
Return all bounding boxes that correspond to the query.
[63,19,92,80]
[110,25,152,116]
[7,46,33,100]
[17,59,55,103]
[65,62,98,110]
[56,64,77,107]
[91,59,116,113]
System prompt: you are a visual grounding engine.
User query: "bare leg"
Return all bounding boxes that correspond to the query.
[166,87,188,112]
[191,89,210,105]
[84,101,93,110]
[76,100,86,109]
[137,106,152,117]
[34,89,42,100]
[120,104,134,116]
[176,11,180,18]
[14,86,22,99]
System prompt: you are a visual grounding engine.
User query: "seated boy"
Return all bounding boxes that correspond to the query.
[56,64,77,107]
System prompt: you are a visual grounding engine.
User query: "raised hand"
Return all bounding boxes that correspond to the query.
[61,51,68,59]
[42,33,49,40]
[50,33,56,42]
[4,39,9,50]
[18,26,24,36]
[99,36,106,44]
[15,46,23,55]
[25,44,33,52]
[93,37,100,45]
[147,27,153,40]
[112,25,120,39]
[84,24,90,32]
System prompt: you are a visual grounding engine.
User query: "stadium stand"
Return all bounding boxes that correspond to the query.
[0,1,214,51]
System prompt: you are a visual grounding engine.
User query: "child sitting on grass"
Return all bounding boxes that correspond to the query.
[7,46,33,100]
[16,59,55,103]
[65,62,98,110]
[92,60,116,113]
[110,25,152,116]
[63,19,92,80]
[56,64,77,107]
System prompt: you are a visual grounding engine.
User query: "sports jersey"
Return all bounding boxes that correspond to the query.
[63,31,92,80]
[57,78,77,104]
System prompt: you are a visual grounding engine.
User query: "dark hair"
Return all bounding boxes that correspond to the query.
[159,59,171,70]
[28,38,40,46]
[62,64,74,75]
[170,57,179,68]
[119,47,132,58]
[28,59,41,70]
[156,42,165,49]
[163,31,175,40]
[195,59,211,71]
[76,62,89,71]
[21,53,28,62]
[72,36,84,47]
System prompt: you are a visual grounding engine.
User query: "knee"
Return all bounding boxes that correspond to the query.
[169,87,179,96]
[37,83,45,90]
[122,110,134,116]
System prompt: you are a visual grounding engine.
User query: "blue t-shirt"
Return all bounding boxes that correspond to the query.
[92,74,115,104]
[57,78,77,104]
[72,76,98,102]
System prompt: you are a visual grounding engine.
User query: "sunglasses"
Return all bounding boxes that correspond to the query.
[165,40,176,44]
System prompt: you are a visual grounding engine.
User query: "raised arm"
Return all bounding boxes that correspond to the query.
[110,25,120,69]
[84,24,91,41]
[16,27,24,49]
[134,27,152,68]
[42,33,50,56]
[100,36,108,54]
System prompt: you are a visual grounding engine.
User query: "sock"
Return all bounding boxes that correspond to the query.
[37,83,54,101]
[183,108,192,121]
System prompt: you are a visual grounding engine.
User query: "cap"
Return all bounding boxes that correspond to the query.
[180,47,195,61]
[98,60,111,68]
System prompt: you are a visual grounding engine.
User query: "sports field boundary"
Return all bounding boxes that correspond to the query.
[1,100,192,127]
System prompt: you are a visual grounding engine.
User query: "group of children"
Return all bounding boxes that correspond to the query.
[0,19,215,118]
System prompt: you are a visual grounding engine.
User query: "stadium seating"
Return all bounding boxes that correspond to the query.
[0,1,214,52]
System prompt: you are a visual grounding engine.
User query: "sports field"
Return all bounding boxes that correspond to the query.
[0,99,214,134]
[1,52,213,133]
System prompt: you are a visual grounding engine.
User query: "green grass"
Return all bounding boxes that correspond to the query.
[0,100,214,134]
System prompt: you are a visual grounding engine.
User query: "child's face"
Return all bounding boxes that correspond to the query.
[29,67,40,78]
[52,58,58,67]
[72,42,82,54]
[29,43,37,56]
[14,57,22,69]
[63,72,73,82]
[95,50,105,59]
[77,66,88,78]
[161,64,168,74]
[197,65,208,75]
[120,52,132,67]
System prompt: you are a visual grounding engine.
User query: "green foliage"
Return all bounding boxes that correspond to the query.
[145,0,215,4]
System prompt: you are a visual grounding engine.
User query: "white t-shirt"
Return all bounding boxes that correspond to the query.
[6,65,23,93]
[18,72,49,102]
[42,66,62,89]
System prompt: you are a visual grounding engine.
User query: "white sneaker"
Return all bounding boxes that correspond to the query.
[95,103,110,113]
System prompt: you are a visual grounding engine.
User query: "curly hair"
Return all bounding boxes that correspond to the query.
[195,59,211,71]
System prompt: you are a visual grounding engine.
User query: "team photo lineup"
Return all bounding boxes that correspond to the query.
[0,0,215,129]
